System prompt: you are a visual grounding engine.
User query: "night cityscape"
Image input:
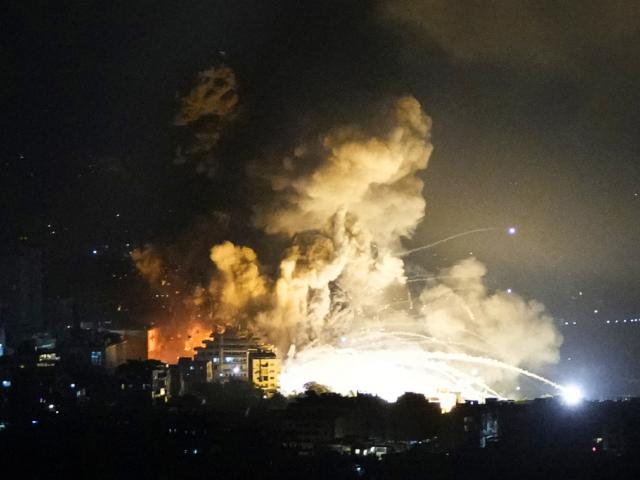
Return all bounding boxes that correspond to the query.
[2,1,640,478]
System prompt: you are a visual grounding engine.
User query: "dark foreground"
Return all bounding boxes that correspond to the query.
[2,393,640,480]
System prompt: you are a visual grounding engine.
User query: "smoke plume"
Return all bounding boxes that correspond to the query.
[137,89,562,400]
[419,258,561,369]
[173,65,239,178]
[226,96,428,348]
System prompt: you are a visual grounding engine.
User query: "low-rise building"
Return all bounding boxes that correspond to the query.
[166,357,213,398]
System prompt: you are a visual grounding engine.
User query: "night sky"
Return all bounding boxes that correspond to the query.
[3,1,640,397]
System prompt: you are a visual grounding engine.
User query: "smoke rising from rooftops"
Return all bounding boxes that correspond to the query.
[134,69,562,399]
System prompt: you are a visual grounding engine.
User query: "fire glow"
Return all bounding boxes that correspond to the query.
[137,86,564,408]
[148,320,211,364]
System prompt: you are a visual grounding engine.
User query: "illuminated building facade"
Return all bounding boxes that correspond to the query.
[194,326,280,393]
[249,351,281,397]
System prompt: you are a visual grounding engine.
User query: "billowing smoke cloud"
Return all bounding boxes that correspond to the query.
[208,241,268,327]
[131,245,165,286]
[241,96,433,349]
[207,95,561,375]
[278,256,562,401]
[137,89,562,400]
[420,258,561,369]
[174,65,239,178]
[254,97,432,243]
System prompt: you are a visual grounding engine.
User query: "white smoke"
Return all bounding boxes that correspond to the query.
[174,65,239,178]
[205,95,562,400]
[419,258,561,370]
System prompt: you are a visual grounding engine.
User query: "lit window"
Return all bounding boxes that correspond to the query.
[90,351,103,366]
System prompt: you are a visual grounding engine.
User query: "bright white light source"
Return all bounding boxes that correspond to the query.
[507,227,517,235]
[561,384,584,406]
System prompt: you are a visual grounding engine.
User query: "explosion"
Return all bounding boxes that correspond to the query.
[137,79,563,407]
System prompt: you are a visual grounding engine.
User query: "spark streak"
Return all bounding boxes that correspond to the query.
[281,330,563,409]
[399,227,505,257]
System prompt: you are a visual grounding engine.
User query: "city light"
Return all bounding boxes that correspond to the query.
[507,227,517,235]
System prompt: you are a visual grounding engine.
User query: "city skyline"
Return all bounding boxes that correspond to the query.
[3,1,640,399]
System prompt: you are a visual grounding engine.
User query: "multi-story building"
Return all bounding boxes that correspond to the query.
[166,357,212,398]
[115,359,168,405]
[195,326,256,381]
[194,326,280,395]
[249,350,281,397]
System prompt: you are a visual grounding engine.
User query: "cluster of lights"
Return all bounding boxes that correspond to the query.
[562,317,640,326]
[605,318,640,324]
[90,242,133,256]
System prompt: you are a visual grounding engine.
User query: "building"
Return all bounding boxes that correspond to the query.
[194,326,280,394]
[166,357,213,398]
[0,248,43,350]
[115,359,168,405]
[151,362,169,403]
[249,350,281,397]
[104,329,148,371]
[195,326,256,381]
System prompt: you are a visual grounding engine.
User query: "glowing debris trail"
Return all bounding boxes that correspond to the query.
[280,336,564,406]
[419,351,563,390]
[399,227,502,256]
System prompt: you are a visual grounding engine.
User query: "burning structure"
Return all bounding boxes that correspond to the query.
[195,326,281,396]
[134,70,564,409]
